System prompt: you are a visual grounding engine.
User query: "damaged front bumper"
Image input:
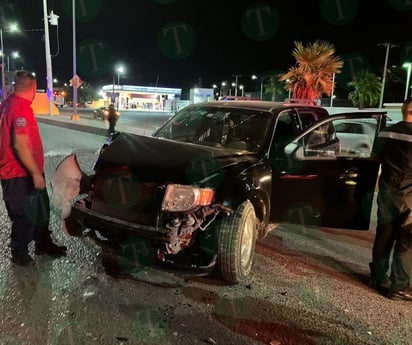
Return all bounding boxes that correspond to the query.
[67,199,171,242]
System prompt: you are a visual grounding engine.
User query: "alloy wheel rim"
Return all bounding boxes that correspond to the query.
[240,215,254,269]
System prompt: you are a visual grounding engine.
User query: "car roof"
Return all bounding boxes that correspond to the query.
[195,100,323,112]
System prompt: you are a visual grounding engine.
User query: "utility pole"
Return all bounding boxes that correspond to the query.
[42,0,54,116]
[232,74,242,97]
[378,42,398,108]
[329,73,336,109]
[72,0,78,119]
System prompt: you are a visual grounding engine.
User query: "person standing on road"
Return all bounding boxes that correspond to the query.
[107,103,119,136]
[370,97,412,301]
[0,70,67,266]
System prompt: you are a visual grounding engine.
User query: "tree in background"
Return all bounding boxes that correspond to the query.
[264,75,289,101]
[63,81,97,105]
[347,71,381,109]
[279,40,343,103]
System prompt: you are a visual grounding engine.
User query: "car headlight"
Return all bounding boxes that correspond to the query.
[161,184,214,212]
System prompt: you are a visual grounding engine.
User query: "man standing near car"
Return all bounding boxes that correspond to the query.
[370,97,412,301]
[0,70,67,266]
[107,103,119,136]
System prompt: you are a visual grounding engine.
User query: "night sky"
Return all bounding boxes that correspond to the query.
[3,0,412,100]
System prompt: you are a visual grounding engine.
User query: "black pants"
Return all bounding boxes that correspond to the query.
[1,176,52,256]
[373,178,412,291]
[108,119,116,135]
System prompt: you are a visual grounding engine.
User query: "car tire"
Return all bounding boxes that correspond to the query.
[217,200,257,285]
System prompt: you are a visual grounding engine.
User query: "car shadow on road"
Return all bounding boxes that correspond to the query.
[257,223,375,291]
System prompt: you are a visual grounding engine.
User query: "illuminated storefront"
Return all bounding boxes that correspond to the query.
[101,84,182,111]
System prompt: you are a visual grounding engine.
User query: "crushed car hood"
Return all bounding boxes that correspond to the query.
[95,133,259,184]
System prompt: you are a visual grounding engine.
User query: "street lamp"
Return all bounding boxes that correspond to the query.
[212,84,218,99]
[230,82,236,96]
[7,51,19,72]
[251,75,263,100]
[0,23,19,101]
[286,79,292,100]
[116,65,124,110]
[239,85,244,97]
[403,62,412,100]
[220,81,226,97]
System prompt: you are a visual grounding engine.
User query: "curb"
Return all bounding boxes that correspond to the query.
[37,116,108,137]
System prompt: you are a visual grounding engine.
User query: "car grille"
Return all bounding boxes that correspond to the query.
[91,166,164,226]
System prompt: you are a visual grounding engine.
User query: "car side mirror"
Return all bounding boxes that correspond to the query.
[284,142,304,159]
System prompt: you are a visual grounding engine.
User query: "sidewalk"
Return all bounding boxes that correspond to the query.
[36,112,153,137]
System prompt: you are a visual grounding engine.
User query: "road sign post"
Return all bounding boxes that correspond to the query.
[70,74,83,120]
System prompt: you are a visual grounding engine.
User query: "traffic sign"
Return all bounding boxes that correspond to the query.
[70,75,83,88]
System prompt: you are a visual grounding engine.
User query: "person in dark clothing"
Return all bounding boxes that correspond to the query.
[0,70,67,266]
[107,104,119,136]
[370,97,412,301]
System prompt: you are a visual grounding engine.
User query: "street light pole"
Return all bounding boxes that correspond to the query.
[329,72,336,109]
[233,74,242,97]
[378,42,398,108]
[403,62,412,100]
[43,0,54,116]
[0,23,19,101]
[71,0,79,120]
[220,81,226,97]
[260,82,263,100]
[116,66,124,110]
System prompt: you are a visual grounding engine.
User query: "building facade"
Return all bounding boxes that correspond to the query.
[101,84,182,111]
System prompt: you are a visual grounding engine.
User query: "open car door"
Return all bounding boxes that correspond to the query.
[270,112,387,230]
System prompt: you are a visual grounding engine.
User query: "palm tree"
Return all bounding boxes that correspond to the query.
[262,74,288,101]
[279,40,343,103]
[347,71,381,109]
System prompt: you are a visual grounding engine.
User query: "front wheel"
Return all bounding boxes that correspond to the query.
[217,200,257,285]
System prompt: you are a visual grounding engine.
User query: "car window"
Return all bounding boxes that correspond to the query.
[302,122,339,157]
[270,112,298,158]
[335,122,365,134]
[297,108,329,130]
[153,106,273,152]
[295,117,379,159]
[334,120,377,157]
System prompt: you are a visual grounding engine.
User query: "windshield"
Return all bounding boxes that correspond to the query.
[154,106,273,153]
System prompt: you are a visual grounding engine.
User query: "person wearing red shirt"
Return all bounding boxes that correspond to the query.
[0,70,66,266]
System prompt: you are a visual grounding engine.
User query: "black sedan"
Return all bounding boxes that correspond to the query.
[51,101,387,284]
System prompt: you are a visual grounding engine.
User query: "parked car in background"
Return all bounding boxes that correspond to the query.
[51,101,388,285]
[93,107,109,120]
[334,119,377,157]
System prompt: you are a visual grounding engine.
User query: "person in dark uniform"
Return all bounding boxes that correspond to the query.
[107,103,119,136]
[0,70,67,266]
[370,97,412,301]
